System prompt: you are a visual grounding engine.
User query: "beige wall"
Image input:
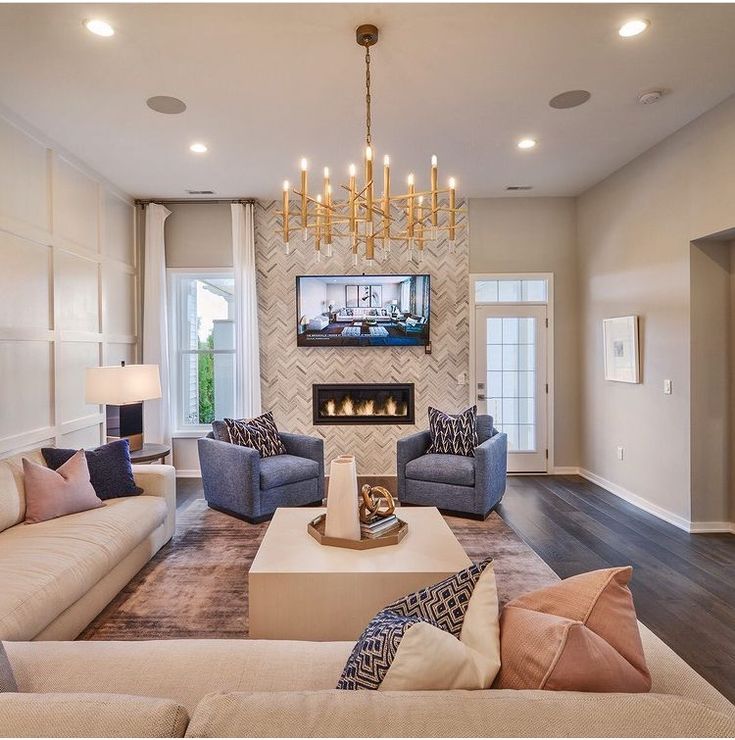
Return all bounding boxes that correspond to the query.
[165,203,232,269]
[468,197,579,469]
[577,94,735,529]
[0,111,137,458]
[690,240,731,523]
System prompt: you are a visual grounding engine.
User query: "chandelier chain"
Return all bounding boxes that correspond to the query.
[365,45,372,147]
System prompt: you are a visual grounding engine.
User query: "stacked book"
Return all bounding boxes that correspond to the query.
[361,514,400,539]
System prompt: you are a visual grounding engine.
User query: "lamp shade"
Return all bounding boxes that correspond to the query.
[85,364,162,405]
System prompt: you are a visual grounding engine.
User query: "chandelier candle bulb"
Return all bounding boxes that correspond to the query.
[348,165,357,243]
[300,159,308,240]
[407,173,415,240]
[448,177,457,245]
[282,180,290,252]
[382,155,391,248]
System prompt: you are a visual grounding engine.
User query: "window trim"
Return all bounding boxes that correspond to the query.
[167,268,235,436]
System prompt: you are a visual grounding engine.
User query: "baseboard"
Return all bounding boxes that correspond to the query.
[551,466,580,475]
[578,468,694,532]
[175,469,202,479]
[579,468,734,534]
[688,521,735,534]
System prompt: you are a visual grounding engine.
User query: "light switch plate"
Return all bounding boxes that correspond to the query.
[616,446,624,461]
[664,379,672,395]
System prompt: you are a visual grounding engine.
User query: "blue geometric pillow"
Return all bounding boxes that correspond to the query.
[337,610,431,690]
[337,558,499,691]
[426,405,478,457]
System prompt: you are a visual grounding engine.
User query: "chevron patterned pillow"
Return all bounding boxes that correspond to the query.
[337,558,501,691]
[224,412,287,458]
[426,405,478,457]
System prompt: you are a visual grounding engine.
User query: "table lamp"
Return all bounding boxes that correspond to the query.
[85,362,162,451]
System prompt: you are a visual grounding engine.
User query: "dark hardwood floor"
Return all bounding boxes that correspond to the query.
[176,474,735,701]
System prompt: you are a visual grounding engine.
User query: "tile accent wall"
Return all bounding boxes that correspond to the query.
[0,113,138,457]
[254,199,469,475]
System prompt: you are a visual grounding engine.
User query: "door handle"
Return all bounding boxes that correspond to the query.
[477,394,487,400]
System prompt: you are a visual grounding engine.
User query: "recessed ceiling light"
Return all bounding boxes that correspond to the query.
[84,19,114,37]
[618,19,650,38]
[147,96,187,115]
[517,138,537,150]
[189,143,207,154]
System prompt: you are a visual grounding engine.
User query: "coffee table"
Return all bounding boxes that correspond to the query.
[249,506,471,641]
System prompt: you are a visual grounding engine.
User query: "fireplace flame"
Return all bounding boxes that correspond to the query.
[322,394,407,418]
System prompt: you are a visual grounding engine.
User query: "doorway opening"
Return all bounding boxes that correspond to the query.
[470,274,553,473]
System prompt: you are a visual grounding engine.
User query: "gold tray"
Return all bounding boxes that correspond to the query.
[307,513,408,550]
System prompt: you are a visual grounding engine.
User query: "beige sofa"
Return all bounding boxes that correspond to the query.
[2,624,735,737]
[0,448,176,641]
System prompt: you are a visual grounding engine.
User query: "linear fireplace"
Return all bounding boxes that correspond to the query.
[313,383,415,425]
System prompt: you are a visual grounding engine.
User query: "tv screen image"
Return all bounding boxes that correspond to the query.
[296,274,430,347]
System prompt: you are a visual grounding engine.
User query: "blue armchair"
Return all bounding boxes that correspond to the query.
[198,422,324,523]
[397,415,507,520]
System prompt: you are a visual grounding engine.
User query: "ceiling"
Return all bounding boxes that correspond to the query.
[1,3,735,199]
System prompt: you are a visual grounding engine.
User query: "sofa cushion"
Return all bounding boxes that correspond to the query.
[211,421,231,443]
[23,451,104,524]
[405,454,475,487]
[0,496,167,640]
[0,692,189,738]
[0,642,17,692]
[185,689,735,738]
[42,440,143,501]
[337,559,500,691]
[495,566,652,692]
[5,639,354,713]
[259,454,319,490]
[0,449,45,533]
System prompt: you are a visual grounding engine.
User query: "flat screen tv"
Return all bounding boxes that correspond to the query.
[296,274,430,347]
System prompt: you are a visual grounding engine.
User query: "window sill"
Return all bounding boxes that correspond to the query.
[171,429,210,439]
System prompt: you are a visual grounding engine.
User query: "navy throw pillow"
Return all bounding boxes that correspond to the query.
[42,439,143,501]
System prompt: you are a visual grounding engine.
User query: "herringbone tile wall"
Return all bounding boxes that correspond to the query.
[254,200,470,475]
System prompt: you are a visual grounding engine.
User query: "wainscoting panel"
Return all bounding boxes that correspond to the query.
[255,199,469,475]
[0,112,137,458]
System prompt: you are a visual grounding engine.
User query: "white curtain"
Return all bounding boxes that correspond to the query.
[142,203,172,445]
[232,202,262,418]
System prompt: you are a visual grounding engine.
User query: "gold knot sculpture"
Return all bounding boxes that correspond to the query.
[359,484,396,524]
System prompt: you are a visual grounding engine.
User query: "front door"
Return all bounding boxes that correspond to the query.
[474,304,548,473]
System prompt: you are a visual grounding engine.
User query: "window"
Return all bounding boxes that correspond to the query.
[475,278,547,303]
[169,272,236,431]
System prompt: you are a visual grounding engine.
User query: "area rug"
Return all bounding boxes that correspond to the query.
[79,498,558,640]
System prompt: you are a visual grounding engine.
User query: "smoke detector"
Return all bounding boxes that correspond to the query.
[638,89,664,105]
[505,186,533,191]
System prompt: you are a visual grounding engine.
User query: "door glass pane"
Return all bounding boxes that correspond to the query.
[498,280,522,302]
[485,315,537,452]
[521,280,548,302]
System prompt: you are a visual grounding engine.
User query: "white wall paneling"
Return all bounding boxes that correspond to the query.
[0,112,137,457]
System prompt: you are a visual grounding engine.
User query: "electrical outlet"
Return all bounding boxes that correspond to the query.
[664,379,672,395]
[616,446,624,461]
[457,372,466,386]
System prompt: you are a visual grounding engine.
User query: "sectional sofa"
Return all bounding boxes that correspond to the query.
[0,449,176,641]
[2,624,735,736]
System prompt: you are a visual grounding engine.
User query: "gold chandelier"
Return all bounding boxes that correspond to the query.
[279,24,464,264]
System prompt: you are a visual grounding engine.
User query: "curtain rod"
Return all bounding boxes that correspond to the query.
[134,198,256,207]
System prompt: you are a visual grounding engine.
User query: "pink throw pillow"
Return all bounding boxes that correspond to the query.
[23,450,104,524]
[494,566,651,692]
